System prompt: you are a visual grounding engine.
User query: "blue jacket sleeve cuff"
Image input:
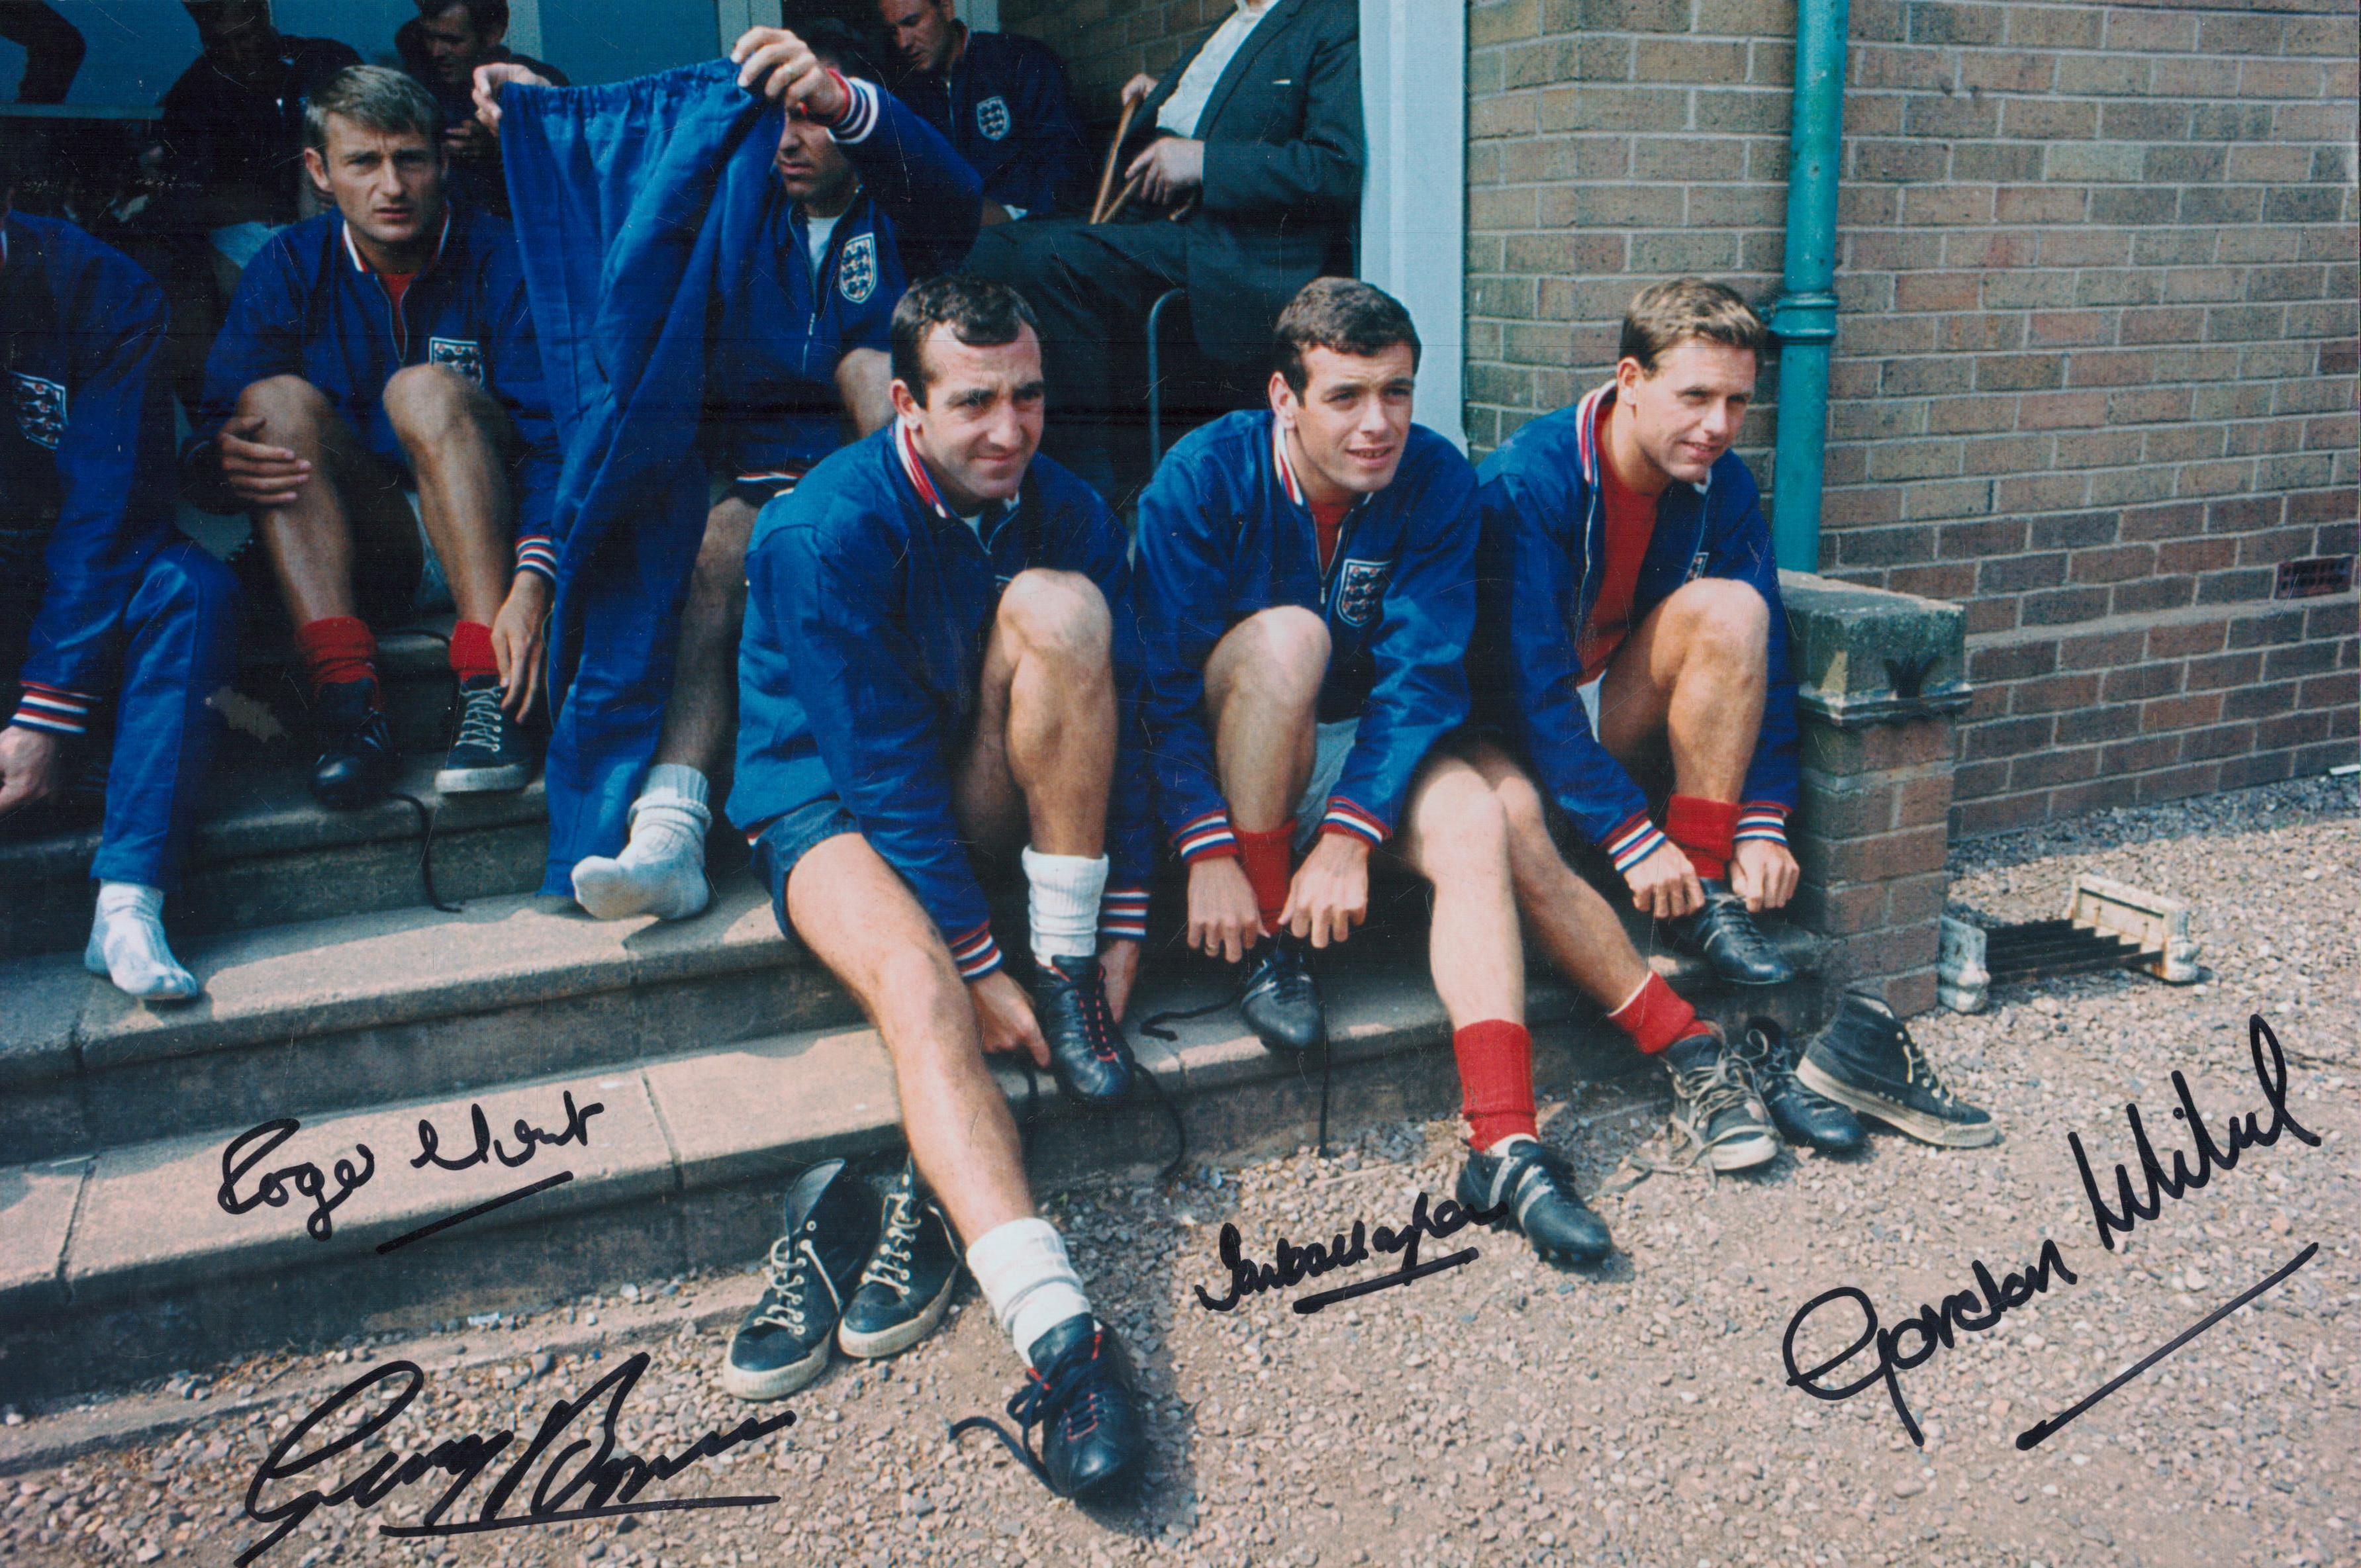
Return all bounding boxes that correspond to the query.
[946,921,1003,981]
[1173,809,1238,864]
[1604,811,1670,876]
[1319,796,1390,848]
[1734,801,1789,847]
[514,535,557,582]
[1098,887,1149,943]
[11,682,99,737]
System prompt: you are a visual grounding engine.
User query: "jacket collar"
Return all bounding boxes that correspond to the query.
[339,206,454,279]
[1578,379,1710,498]
[1192,0,1302,136]
[895,416,1015,531]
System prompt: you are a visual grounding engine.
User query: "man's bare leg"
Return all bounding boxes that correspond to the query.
[571,496,757,921]
[382,364,514,629]
[1594,575,1767,805]
[234,375,419,632]
[835,348,893,440]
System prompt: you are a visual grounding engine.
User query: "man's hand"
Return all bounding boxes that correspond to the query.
[730,27,849,120]
[1186,854,1262,964]
[1124,136,1203,205]
[215,414,312,508]
[1729,839,1800,913]
[1280,833,1369,949]
[1120,72,1157,110]
[0,724,62,818]
[969,969,1049,1067]
[442,116,495,161]
[491,573,551,721]
[1100,940,1141,1023]
[1625,839,1703,921]
[471,61,550,134]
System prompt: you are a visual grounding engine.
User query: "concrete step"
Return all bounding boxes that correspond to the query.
[0,935,1828,1406]
[0,873,855,1167]
[0,755,550,960]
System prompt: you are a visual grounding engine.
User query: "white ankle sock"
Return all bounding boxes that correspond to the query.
[965,1217,1092,1366]
[1021,847,1108,970]
[84,882,200,1001]
[571,764,711,921]
[1485,1132,1541,1158]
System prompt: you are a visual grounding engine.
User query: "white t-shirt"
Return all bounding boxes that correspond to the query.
[804,208,843,278]
[1155,0,1275,140]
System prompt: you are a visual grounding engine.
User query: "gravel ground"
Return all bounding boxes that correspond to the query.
[3,776,2356,1568]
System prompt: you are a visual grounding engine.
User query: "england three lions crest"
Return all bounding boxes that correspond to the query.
[1333,557,1392,628]
[426,338,484,385]
[838,234,878,304]
[9,372,66,450]
[975,95,1011,141]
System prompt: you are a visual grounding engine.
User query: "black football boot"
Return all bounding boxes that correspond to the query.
[1238,933,1325,1054]
[310,678,399,809]
[1661,879,1795,986]
[1455,1138,1614,1266]
[953,1314,1145,1501]
[1032,950,1135,1105]
[1732,1016,1867,1154]
[1796,991,1998,1148]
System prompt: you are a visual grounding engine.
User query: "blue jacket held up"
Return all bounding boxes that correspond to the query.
[732,422,1153,978]
[1134,410,1478,860]
[1473,383,1800,876]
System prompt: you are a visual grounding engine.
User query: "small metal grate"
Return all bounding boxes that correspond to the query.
[2274,556,2354,600]
[1982,919,2149,984]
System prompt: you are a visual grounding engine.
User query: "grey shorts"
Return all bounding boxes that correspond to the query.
[1291,717,1361,854]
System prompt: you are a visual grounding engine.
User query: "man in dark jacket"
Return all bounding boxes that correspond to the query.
[1136,278,1615,1269]
[878,0,1088,222]
[721,276,1147,1500]
[394,0,567,217]
[965,0,1361,492]
[186,66,557,809]
[0,156,238,1001]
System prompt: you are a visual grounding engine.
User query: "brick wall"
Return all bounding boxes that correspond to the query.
[1000,0,1218,122]
[1469,0,2359,835]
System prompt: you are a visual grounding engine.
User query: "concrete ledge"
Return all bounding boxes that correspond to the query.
[0,923,1825,1405]
[1780,569,1971,727]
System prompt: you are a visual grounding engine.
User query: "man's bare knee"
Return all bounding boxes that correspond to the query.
[689,500,757,602]
[235,374,331,432]
[381,363,488,445]
[1489,767,1555,855]
[998,569,1110,665]
[1218,606,1330,712]
[1419,772,1511,881]
[866,946,969,1040]
[1670,577,1769,661]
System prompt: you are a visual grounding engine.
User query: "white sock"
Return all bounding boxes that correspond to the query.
[965,1217,1092,1366]
[1021,847,1108,970]
[571,764,711,921]
[1486,1132,1542,1158]
[84,882,200,1001]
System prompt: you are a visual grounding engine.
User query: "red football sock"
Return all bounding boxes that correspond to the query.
[294,616,379,696]
[448,620,498,684]
[1666,794,1739,882]
[1608,972,1700,1056]
[1453,1019,1538,1149]
[1235,821,1294,934]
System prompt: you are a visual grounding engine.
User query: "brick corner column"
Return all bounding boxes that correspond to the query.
[1778,571,1970,1021]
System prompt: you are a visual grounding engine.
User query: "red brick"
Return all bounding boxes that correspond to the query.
[2142,692,2226,730]
[2146,618,2228,658]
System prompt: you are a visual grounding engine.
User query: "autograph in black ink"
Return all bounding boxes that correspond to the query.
[1194,1189,1509,1316]
[218,1120,375,1241]
[413,1091,604,1172]
[239,1351,789,1565]
[1781,1015,2325,1448]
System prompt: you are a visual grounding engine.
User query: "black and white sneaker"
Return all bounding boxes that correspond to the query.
[1662,1026,1781,1172]
[1796,991,1998,1148]
[1456,1138,1614,1266]
[1732,1017,1866,1154]
[1239,934,1325,1054]
[838,1158,961,1360]
[720,1159,879,1401]
[436,675,531,794]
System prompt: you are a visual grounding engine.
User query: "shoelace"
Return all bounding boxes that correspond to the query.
[1672,1056,1762,1151]
[749,1228,826,1336]
[1896,1027,1963,1105]
[454,686,508,752]
[947,1332,1108,1493]
[859,1187,921,1298]
[1069,966,1122,1065]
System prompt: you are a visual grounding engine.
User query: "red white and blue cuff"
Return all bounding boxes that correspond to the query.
[1604,810,1671,877]
[1173,810,1237,864]
[11,682,97,737]
[1098,887,1149,943]
[827,74,879,143]
[1318,796,1389,848]
[514,534,557,583]
[947,921,1003,981]
[1734,801,1790,847]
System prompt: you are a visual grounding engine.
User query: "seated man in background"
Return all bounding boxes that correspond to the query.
[1475,278,1991,1156]
[1135,279,1612,1266]
[186,66,557,809]
[0,141,239,1000]
[721,277,1147,1501]
[395,0,567,217]
[877,0,1089,222]
[160,0,360,291]
[476,23,983,921]
[965,0,1361,496]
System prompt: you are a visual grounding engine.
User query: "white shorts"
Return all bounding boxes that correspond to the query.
[1578,674,1604,732]
[1290,718,1361,853]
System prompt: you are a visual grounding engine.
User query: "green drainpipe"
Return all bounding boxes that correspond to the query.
[1768,0,1851,573]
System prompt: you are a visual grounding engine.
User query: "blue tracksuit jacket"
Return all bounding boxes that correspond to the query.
[187,203,562,579]
[731,422,1153,979]
[1135,410,1479,861]
[497,62,980,892]
[708,79,984,479]
[1473,383,1801,876]
[3,213,238,888]
[892,30,1089,217]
